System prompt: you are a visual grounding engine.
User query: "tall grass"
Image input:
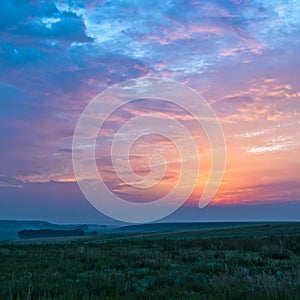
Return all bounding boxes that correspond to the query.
[0,232,300,299]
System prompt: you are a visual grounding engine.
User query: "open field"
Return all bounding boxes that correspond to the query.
[1,223,300,299]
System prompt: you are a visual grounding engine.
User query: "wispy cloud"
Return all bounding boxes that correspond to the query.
[247,136,299,153]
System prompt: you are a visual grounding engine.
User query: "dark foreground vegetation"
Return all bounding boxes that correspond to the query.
[1,223,300,299]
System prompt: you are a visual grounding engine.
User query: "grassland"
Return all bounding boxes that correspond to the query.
[1,223,300,299]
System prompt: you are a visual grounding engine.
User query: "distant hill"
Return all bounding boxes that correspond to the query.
[0,220,285,242]
[18,229,85,239]
[0,220,63,231]
[112,222,281,234]
[0,220,115,241]
[0,220,64,241]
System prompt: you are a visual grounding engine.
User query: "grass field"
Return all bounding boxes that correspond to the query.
[1,223,300,299]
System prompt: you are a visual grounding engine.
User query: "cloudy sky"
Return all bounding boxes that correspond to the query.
[0,0,300,223]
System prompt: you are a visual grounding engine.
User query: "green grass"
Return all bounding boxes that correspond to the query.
[1,223,300,299]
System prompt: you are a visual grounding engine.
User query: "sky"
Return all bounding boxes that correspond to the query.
[0,0,300,224]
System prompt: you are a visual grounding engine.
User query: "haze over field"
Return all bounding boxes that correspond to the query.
[0,0,299,223]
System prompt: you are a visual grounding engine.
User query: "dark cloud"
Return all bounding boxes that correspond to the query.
[0,1,92,43]
[0,1,57,32]
[14,11,92,43]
